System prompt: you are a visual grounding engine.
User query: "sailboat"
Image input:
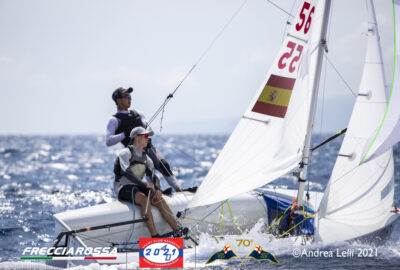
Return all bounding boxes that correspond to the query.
[46,0,399,267]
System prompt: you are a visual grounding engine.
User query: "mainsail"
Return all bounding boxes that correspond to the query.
[188,0,327,209]
[318,0,396,243]
[361,0,400,163]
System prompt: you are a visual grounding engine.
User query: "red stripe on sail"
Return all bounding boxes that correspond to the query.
[266,75,296,90]
[252,101,287,118]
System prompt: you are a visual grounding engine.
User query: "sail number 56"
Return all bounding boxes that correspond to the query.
[277,1,314,73]
[296,1,315,34]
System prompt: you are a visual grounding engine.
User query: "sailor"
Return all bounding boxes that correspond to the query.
[106,87,183,192]
[114,126,181,238]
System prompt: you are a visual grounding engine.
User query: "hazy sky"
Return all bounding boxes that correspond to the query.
[0,0,394,135]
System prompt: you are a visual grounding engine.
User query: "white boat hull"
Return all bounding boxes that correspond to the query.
[47,188,323,267]
[47,188,398,267]
[52,191,271,248]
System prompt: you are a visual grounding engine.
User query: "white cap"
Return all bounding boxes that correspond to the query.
[129,127,154,138]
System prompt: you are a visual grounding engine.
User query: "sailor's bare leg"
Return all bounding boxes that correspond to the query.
[135,192,158,236]
[152,193,179,231]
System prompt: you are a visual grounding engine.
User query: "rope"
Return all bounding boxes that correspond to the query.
[210,200,242,239]
[226,200,243,234]
[326,56,357,97]
[124,188,136,249]
[75,228,137,246]
[190,202,224,231]
[264,205,291,233]
[214,200,243,236]
[290,205,305,220]
[265,0,294,17]
[276,212,317,239]
[147,0,249,127]
[219,202,225,235]
[151,196,184,229]
[153,135,203,166]
[280,0,297,44]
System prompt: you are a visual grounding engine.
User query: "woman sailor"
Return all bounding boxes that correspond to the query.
[113,126,181,237]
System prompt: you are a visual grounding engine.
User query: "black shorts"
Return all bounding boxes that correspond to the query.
[118,185,153,205]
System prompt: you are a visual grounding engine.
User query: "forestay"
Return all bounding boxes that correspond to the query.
[188,0,325,209]
[318,0,395,243]
[361,0,400,163]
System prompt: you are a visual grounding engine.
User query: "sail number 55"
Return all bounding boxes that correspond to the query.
[278,41,303,73]
[296,1,315,34]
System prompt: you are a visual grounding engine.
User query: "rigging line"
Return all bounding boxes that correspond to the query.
[280,0,297,44]
[124,189,136,249]
[78,235,117,248]
[325,56,357,97]
[154,134,202,166]
[190,202,225,231]
[147,0,249,127]
[151,197,183,227]
[306,152,312,200]
[219,201,224,235]
[309,43,330,200]
[74,228,137,245]
[276,212,317,239]
[265,0,294,17]
[226,200,243,234]
[75,233,118,247]
[159,102,167,132]
[146,143,197,203]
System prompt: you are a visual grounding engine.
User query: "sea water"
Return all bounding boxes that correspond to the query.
[0,134,399,269]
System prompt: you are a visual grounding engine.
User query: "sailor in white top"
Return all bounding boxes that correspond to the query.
[113,126,180,238]
[106,87,182,192]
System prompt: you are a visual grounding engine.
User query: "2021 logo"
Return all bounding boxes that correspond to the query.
[139,238,183,268]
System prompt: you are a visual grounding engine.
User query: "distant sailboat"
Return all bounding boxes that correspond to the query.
[46,0,399,267]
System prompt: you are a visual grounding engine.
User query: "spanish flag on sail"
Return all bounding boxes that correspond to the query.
[251,74,296,118]
[205,244,240,264]
[245,243,279,264]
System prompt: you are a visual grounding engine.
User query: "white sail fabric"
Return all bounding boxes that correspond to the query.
[318,0,395,243]
[188,0,326,209]
[361,0,400,163]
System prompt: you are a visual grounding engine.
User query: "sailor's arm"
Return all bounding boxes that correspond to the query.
[164,173,181,191]
[106,117,126,146]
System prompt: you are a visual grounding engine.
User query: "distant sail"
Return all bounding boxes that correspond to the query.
[318,0,396,243]
[188,0,327,209]
[361,0,400,163]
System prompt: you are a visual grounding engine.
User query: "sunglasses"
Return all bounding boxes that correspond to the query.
[122,94,131,99]
[140,134,149,139]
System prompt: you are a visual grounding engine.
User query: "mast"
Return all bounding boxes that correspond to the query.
[296,0,332,207]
